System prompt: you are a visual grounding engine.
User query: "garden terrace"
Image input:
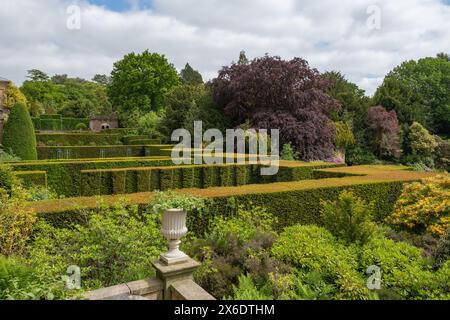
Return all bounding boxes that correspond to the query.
[36,132,122,146]
[27,165,436,233]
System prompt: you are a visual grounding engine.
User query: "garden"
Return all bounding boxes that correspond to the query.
[0,51,449,300]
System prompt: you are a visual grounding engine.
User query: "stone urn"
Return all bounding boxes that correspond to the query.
[160,209,189,265]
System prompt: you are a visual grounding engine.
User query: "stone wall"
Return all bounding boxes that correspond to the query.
[0,80,10,140]
[89,116,119,132]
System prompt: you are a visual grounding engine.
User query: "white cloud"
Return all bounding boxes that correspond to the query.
[0,0,449,95]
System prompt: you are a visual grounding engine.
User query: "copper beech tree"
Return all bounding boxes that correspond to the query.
[210,55,340,161]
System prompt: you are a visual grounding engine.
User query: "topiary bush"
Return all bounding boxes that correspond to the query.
[2,103,37,160]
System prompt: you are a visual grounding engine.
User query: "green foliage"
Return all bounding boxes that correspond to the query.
[321,191,377,245]
[346,146,378,165]
[2,82,27,109]
[433,229,450,269]
[0,255,68,300]
[408,122,438,158]
[189,206,286,299]
[21,70,112,117]
[0,149,21,162]
[11,157,175,197]
[280,143,297,161]
[0,167,37,257]
[389,174,450,237]
[150,190,205,214]
[374,57,450,135]
[360,236,450,299]
[180,63,203,85]
[2,103,37,160]
[272,225,370,299]
[107,50,179,117]
[75,123,87,131]
[334,121,355,150]
[27,203,165,289]
[36,132,120,146]
[229,274,273,300]
[160,85,226,141]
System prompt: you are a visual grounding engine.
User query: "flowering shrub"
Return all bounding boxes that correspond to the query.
[388,175,450,237]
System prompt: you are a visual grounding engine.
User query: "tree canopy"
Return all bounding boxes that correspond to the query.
[180,63,203,85]
[374,56,450,135]
[107,50,180,116]
[211,55,340,161]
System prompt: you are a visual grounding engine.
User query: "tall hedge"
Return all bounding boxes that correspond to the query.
[2,103,37,160]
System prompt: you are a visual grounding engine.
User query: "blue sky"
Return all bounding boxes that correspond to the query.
[88,0,153,11]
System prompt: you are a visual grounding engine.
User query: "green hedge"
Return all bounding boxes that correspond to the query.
[79,163,343,196]
[38,145,147,159]
[36,180,405,237]
[15,171,47,188]
[11,157,175,197]
[189,181,405,236]
[36,133,121,146]
[32,116,89,131]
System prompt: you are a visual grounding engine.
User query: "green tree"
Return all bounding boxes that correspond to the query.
[436,52,450,62]
[180,63,203,85]
[27,69,50,82]
[320,191,377,245]
[334,121,355,161]
[408,122,438,158]
[2,103,37,160]
[160,85,226,139]
[374,57,450,135]
[2,82,27,109]
[92,74,111,86]
[107,50,180,116]
[238,50,249,65]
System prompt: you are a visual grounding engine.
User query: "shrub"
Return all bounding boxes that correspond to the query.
[388,174,450,237]
[321,190,377,245]
[280,143,297,161]
[0,149,21,162]
[0,167,37,256]
[150,190,205,214]
[75,123,87,131]
[189,206,287,299]
[2,103,37,160]
[433,229,450,269]
[408,122,438,158]
[346,146,378,165]
[360,236,449,299]
[228,274,273,300]
[0,256,67,300]
[27,203,165,289]
[271,225,370,299]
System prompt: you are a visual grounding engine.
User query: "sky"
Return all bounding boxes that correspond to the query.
[0,0,449,96]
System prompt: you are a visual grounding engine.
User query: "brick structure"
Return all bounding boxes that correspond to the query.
[89,115,119,132]
[0,77,11,140]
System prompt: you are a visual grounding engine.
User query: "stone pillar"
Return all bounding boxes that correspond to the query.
[151,257,200,300]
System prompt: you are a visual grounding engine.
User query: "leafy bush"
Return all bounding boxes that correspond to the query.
[271,225,370,299]
[321,190,377,245]
[2,103,37,160]
[75,123,87,131]
[0,255,67,300]
[228,274,273,300]
[280,143,297,161]
[346,146,378,165]
[27,203,165,289]
[408,122,437,158]
[360,236,449,299]
[189,206,288,299]
[433,229,450,269]
[388,174,450,237]
[0,168,37,256]
[0,149,21,162]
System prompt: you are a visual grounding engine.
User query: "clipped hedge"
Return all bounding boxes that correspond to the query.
[36,133,121,146]
[11,157,176,197]
[32,115,89,131]
[79,163,343,196]
[2,103,37,160]
[37,145,163,160]
[15,171,47,188]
